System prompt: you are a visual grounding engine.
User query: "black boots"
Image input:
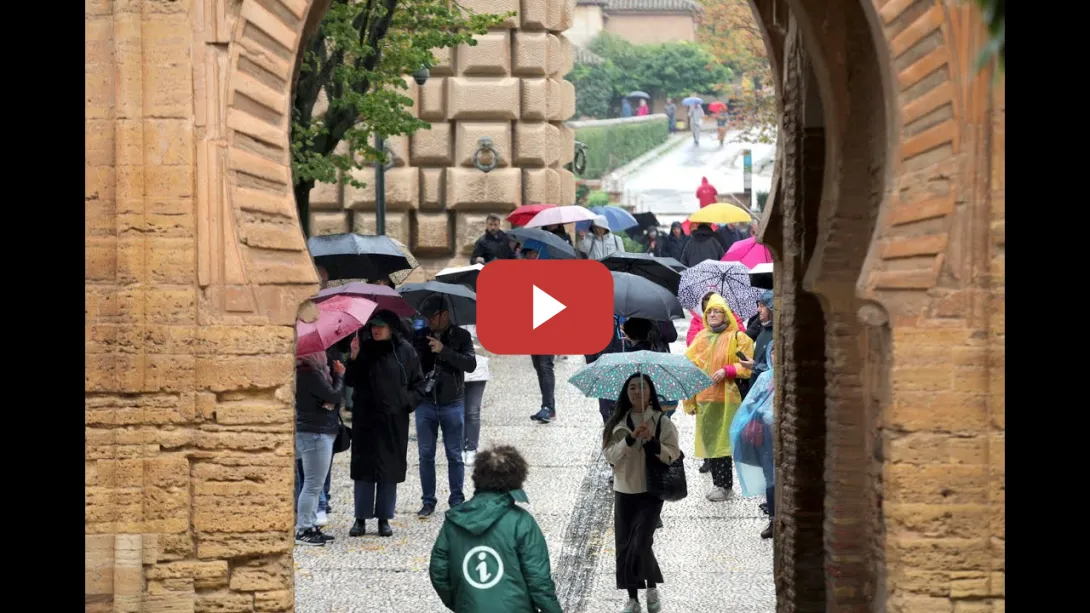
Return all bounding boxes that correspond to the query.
[761,521,773,539]
[378,518,393,537]
[699,460,711,474]
[349,519,366,537]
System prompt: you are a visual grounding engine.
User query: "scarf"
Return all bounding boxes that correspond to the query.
[710,322,728,333]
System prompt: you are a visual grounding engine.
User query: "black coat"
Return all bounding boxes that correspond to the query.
[680,225,725,266]
[295,364,345,435]
[345,336,425,483]
[414,325,477,405]
[471,230,513,263]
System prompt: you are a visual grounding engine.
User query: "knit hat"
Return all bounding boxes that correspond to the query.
[758,290,773,310]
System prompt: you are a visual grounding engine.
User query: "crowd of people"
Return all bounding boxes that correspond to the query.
[294,208,776,612]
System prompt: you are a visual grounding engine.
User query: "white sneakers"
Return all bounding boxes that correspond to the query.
[315,510,329,527]
[706,487,731,502]
[463,450,477,466]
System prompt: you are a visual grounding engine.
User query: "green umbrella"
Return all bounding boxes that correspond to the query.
[568,351,714,402]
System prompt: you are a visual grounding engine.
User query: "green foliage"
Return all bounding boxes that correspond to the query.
[291,0,511,232]
[621,234,646,253]
[575,183,591,205]
[569,33,729,119]
[574,117,670,179]
[755,190,769,211]
[586,190,611,207]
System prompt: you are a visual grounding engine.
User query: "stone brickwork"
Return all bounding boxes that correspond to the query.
[84,0,1003,612]
[309,0,578,277]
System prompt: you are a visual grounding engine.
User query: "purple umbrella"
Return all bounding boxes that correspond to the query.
[313,282,416,317]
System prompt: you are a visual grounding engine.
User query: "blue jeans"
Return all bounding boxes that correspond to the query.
[295,432,336,532]
[295,459,332,513]
[354,480,397,520]
[416,399,466,507]
[463,382,486,452]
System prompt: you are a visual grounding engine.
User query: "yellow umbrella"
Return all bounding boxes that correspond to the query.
[688,203,752,225]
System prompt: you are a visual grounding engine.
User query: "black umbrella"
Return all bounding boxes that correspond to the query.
[506,227,577,259]
[748,262,773,290]
[632,212,660,231]
[612,271,684,321]
[434,263,484,291]
[654,256,686,272]
[398,281,477,326]
[307,233,414,282]
[600,253,682,294]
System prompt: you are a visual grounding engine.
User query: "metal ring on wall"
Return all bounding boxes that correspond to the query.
[572,140,588,175]
[472,137,499,173]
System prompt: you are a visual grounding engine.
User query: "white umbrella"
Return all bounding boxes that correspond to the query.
[524,205,598,228]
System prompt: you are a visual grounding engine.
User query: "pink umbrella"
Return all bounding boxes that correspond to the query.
[296,295,378,356]
[312,282,415,317]
[524,205,598,228]
[720,237,773,269]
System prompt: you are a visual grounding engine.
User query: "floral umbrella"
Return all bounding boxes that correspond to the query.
[677,260,762,322]
[568,350,714,403]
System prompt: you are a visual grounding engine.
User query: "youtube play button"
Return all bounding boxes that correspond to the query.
[477,260,614,355]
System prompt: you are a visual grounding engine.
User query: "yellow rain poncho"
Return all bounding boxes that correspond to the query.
[684,294,755,458]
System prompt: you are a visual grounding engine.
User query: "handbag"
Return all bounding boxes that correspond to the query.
[644,415,688,502]
[333,412,351,454]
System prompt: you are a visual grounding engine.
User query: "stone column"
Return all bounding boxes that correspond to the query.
[310,0,577,274]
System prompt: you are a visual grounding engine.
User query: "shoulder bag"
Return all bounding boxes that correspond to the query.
[645,415,687,502]
[333,411,351,454]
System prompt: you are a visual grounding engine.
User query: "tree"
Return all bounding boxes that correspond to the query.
[585,33,728,105]
[696,0,776,143]
[568,62,621,119]
[291,0,510,235]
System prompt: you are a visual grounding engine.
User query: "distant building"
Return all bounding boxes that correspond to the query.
[567,0,702,47]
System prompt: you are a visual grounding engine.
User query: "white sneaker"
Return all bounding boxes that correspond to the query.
[464,450,477,466]
[315,510,329,527]
[706,487,731,502]
[622,598,642,613]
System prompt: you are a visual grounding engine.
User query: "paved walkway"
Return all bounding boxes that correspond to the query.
[623,131,775,226]
[294,322,775,612]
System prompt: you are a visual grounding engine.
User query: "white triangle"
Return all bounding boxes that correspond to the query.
[532,285,566,330]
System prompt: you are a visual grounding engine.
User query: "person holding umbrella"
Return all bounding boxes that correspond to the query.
[685,93,704,145]
[637,99,649,116]
[680,223,724,267]
[414,296,478,519]
[661,222,688,261]
[684,294,755,502]
[580,215,626,260]
[345,310,427,538]
[294,350,346,546]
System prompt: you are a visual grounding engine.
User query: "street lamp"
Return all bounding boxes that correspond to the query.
[375,64,430,236]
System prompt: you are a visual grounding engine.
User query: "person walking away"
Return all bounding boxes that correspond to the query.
[680,223,724,267]
[345,311,426,537]
[428,446,562,613]
[414,297,478,519]
[729,342,776,539]
[621,98,633,117]
[687,96,704,145]
[604,374,681,613]
[471,213,513,264]
[684,295,755,501]
[695,177,718,208]
[294,351,345,546]
[664,98,677,133]
[660,222,688,261]
[636,99,650,116]
[518,246,560,425]
[580,215,626,260]
[738,290,773,400]
[715,107,729,146]
[461,323,490,466]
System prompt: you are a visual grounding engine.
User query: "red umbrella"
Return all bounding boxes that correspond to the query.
[296,295,378,356]
[708,101,727,113]
[720,237,773,269]
[506,204,555,227]
[312,282,415,317]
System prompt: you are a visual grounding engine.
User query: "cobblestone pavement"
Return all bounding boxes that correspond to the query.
[622,132,775,225]
[295,322,775,612]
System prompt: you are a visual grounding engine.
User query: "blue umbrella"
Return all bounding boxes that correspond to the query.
[681,96,704,107]
[575,206,639,233]
[568,350,714,402]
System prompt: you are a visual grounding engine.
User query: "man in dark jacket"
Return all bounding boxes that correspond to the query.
[429,446,562,613]
[680,223,725,266]
[471,214,513,264]
[716,222,743,252]
[661,221,688,261]
[414,296,478,518]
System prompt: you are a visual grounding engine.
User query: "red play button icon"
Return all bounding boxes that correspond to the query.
[477,260,614,355]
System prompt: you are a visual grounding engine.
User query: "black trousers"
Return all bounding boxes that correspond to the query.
[709,456,733,489]
[531,355,556,411]
[614,492,665,590]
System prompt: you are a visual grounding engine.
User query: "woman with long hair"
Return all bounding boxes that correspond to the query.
[685,293,755,502]
[603,374,681,613]
[294,351,345,546]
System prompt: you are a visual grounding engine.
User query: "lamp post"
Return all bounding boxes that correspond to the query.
[375,64,431,236]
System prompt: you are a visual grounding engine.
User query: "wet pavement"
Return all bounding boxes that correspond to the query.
[294,322,775,612]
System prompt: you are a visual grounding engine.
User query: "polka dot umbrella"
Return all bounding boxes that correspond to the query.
[568,350,714,403]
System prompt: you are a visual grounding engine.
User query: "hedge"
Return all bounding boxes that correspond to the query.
[572,115,669,180]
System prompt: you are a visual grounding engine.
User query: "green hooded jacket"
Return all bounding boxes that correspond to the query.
[428,489,562,613]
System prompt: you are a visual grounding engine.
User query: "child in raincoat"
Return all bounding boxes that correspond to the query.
[684,294,755,502]
[729,342,775,539]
